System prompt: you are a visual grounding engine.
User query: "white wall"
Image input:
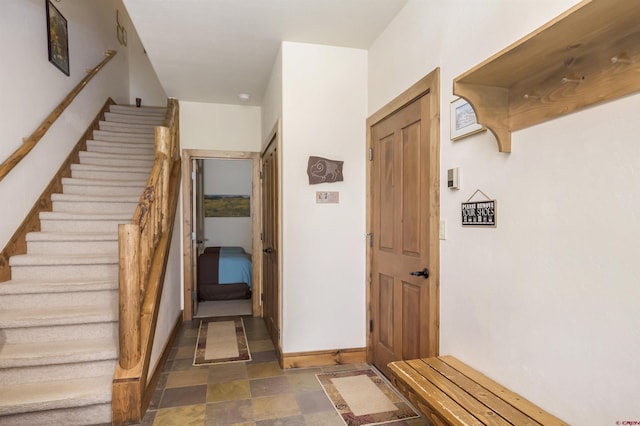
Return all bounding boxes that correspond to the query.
[203,159,253,253]
[261,48,283,148]
[119,5,167,107]
[369,1,640,424]
[0,0,129,249]
[180,102,261,152]
[281,42,367,353]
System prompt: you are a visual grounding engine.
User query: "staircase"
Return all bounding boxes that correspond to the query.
[0,104,165,425]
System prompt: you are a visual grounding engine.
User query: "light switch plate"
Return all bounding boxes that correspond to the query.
[316,191,339,203]
[439,219,446,240]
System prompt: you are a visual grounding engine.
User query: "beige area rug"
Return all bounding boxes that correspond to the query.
[317,369,420,426]
[193,317,251,365]
[194,299,252,318]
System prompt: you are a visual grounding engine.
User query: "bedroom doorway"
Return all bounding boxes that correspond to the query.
[181,150,262,321]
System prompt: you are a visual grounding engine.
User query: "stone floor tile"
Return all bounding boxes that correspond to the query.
[153,404,206,426]
[247,361,284,379]
[285,372,322,393]
[255,415,306,426]
[207,379,251,403]
[166,368,209,388]
[251,394,301,422]
[295,390,335,414]
[205,399,254,425]
[208,362,248,383]
[249,376,292,397]
[159,384,208,408]
[303,411,344,426]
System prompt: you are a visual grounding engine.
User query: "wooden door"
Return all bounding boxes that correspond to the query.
[369,79,439,378]
[190,159,205,316]
[261,138,280,348]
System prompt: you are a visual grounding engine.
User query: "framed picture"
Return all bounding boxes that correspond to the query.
[46,0,70,76]
[204,195,250,217]
[450,98,484,140]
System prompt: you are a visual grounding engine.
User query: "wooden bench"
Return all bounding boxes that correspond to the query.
[388,355,568,426]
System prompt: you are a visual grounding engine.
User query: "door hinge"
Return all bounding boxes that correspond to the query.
[192,290,197,301]
[260,171,264,179]
[369,319,373,333]
[368,147,373,161]
[191,170,196,180]
[367,233,373,248]
[191,232,196,241]
[261,293,264,301]
[260,232,264,241]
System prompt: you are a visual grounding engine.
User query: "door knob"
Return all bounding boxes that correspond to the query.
[410,268,429,279]
[263,247,274,254]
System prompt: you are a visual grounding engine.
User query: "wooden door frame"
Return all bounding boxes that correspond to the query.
[260,120,282,354]
[365,68,441,362]
[181,149,262,320]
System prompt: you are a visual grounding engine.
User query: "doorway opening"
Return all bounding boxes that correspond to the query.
[181,150,262,321]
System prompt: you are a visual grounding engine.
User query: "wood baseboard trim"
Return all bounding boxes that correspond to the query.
[282,347,366,369]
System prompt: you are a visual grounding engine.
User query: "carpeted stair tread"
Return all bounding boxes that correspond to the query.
[26,231,118,242]
[0,375,112,416]
[92,129,155,142]
[9,253,118,267]
[71,163,152,173]
[51,193,141,203]
[104,112,165,125]
[0,339,117,368]
[39,211,131,221]
[0,306,117,329]
[98,120,156,134]
[87,139,154,149]
[0,279,116,295]
[61,177,148,187]
[109,104,166,116]
[77,151,153,161]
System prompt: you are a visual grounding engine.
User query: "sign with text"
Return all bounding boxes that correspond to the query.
[461,200,496,227]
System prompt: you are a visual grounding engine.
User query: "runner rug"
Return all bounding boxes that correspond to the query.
[316,368,420,426]
[193,317,251,365]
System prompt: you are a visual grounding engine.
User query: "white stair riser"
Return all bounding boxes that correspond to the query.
[27,239,118,255]
[0,290,117,310]
[99,121,155,134]
[86,145,154,156]
[0,360,117,386]
[10,264,117,282]
[78,156,153,168]
[52,200,138,214]
[110,105,166,116]
[92,130,154,143]
[1,322,118,344]
[62,184,145,196]
[40,219,125,233]
[104,112,164,125]
[71,169,149,181]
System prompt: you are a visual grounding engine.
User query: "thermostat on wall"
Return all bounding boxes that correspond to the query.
[447,167,460,190]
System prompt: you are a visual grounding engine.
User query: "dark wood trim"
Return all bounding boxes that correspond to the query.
[0,98,115,283]
[282,347,367,369]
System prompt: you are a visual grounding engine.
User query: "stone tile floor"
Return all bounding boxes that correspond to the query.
[135,316,426,426]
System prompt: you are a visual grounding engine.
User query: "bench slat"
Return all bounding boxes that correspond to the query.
[440,356,568,426]
[422,358,541,426]
[388,356,569,426]
[389,361,484,426]
[407,359,513,426]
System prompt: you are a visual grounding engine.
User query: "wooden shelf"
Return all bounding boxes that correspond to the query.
[453,0,640,152]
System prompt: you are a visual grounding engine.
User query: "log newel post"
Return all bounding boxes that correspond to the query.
[118,223,141,370]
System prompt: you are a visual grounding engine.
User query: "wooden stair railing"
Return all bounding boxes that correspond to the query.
[0,50,117,182]
[112,98,181,425]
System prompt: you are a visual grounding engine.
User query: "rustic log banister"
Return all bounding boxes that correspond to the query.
[112,98,181,425]
[0,50,117,182]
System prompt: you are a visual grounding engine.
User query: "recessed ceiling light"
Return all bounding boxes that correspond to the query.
[238,93,250,101]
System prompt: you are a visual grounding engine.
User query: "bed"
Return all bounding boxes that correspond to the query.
[197,246,252,301]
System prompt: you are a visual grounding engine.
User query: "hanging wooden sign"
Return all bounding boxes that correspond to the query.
[461,189,496,227]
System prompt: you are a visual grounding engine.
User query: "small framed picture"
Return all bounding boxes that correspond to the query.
[450,98,484,140]
[46,0,70,76]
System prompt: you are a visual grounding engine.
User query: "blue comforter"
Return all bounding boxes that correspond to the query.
[218,247,252,289]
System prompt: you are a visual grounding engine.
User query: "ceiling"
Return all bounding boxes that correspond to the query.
[122,0,407,106]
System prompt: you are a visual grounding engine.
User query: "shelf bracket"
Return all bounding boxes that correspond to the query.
[453,82,511,153]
